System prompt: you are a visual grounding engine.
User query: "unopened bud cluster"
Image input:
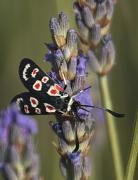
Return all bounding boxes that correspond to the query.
[74,0,116,75]
[45,12,95,180]
[0,105,40,180]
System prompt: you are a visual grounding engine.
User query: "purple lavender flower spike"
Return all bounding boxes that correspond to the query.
[0,104,40,179]
[44,11,95,180]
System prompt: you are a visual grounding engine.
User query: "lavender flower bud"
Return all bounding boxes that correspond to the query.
[58,12,69,39]
[68,57,77,80]
[68,151,82,180]
[95,2,107,22]
[63,29,78,60]
[25,153,40,179]
[73,54,87,90]
[59,139,76,154]
[62,121,75,142]
[100,34,115,75]
[64,80,73,95]
[101,23,110,36]
[90,24,101,46]
[79,137,90,152]
[85,116,95,132]
[9,125,26,145]
[63,46,71,61]
[73,75,86,92]
[3,164,18,180]
[59,157,67,178]
[49,121,62,137]
[8,145,24,179]
[87,0,96,9]
[82,6,94,28]
[55,49,68,79]
[50,17,66,48]
[67,29,78,50]
[77,122,86,139]
[73,165,82,180]
[77,18,89,42]
[82,156,92,179]
[106,0,114,20]
[87,49,101,73]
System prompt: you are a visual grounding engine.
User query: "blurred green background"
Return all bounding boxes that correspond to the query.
[0,0,137,179]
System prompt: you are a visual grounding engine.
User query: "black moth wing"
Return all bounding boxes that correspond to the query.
[19,58,65,99]
[11,92,57,115]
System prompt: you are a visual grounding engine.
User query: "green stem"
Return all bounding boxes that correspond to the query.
[99,76,124,180]
[125,110,138,180]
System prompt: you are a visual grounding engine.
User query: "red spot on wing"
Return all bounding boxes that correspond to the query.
[44,103,56,113]
[47,86,60,96]
[24,105,29,114]
[50,89,58,95]
[31,68,39,78]
[33,80,42,91]
[35,108,41,114]
[30,97,38,107]
[41,76,49,83]
[47,105,54,110]
[54,84,64,92]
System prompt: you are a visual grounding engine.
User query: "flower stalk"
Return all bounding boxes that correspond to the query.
[99,76,124,180]
[125,109,138,180]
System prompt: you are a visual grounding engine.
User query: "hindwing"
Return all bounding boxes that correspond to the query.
[11,92,56,115]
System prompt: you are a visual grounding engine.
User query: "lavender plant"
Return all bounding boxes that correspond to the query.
[73,0,116,76]
[73,0,124,179]
[0,104,40,180]
[45,12,95,180]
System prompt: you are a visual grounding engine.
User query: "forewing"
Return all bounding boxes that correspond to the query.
[19,58,64,97]
[11,92,56,115]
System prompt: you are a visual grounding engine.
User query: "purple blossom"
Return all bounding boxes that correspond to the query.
[76,52,88,76]
[67,150,81,166]
[0,104,38,136]
[0,104,40,179]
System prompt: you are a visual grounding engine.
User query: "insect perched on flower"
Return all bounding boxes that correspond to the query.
[11,58,125,121]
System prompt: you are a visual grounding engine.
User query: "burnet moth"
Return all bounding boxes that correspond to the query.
[11,58,125,153]
[11,58,125,120]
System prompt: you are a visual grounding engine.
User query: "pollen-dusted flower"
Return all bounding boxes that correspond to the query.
[82,156,92,179]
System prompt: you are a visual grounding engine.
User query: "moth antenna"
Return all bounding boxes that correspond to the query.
[79,86,91,93]
[71,86,92,97]
[80,105,125,118]
[80,107,90,112]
